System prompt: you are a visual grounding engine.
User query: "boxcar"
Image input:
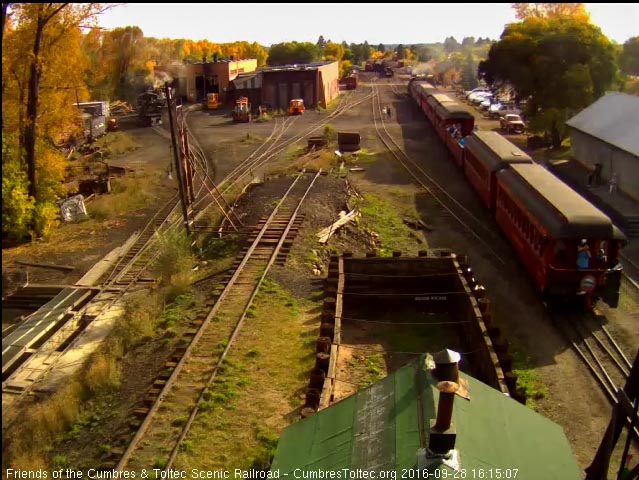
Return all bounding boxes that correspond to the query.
[463,131,532,210]
[495,163,626,298]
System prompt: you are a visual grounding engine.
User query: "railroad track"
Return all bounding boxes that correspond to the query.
[2,90,368,414]
[188,90,374,227]
[114,170,321,471]
[552,310,638,440]
[370,83,510,266]
[2,104,211,408]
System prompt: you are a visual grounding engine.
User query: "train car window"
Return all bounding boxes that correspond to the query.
[553,240,568,267]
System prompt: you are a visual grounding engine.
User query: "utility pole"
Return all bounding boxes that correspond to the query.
[165,83,191,236]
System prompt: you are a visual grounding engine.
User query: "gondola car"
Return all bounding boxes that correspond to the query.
[495,163,626,299]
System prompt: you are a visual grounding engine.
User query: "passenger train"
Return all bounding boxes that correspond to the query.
[408,78,626,304]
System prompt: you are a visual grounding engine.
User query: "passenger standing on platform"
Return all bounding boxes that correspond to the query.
[577,239,591,269]
[387,106,392,118]
[609,172,618,194]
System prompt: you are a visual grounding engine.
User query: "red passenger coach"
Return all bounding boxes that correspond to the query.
[463,131,532,210]
[410,80,437,115]
[428,94,475,140]
[495,163,626,299]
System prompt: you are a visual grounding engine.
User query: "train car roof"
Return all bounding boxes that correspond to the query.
[435,101,475,120]
[464,131,533,170]
[414,82,437,95]
[427,93,456,105]
[498,163,622,239]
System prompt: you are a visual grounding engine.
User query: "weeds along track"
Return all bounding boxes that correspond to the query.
[551,309,638,441]
[370,83,509,266]
[1,108,212,411]
[115,170,321,472]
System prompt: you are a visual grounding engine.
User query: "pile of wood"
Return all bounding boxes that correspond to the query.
[316,209,360,244]
[110,101,134,116]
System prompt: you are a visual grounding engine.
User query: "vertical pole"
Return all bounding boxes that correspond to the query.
[182,128,195,203]
[165,83,191,236]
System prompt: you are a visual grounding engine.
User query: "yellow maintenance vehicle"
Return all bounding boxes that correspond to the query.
[206,92,219,110]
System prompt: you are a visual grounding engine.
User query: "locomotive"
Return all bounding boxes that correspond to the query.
[408,78,626,305]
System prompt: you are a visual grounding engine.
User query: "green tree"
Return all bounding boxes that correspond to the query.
[396,44,404,60]
[443,36,460,54]
[619,36,639,76]
[266,41,320,66]
[461,36,476,47]
[415,45,432,62]
[461,52,478,90]
[341,41,353,62]
[479,16,618,147]
[2,134,34,241]
[376,43,385,53]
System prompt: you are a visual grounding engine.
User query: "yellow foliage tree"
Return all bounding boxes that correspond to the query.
[511,3,590,21]
[2,3,107,239]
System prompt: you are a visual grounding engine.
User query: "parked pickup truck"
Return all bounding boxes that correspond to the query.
[500,114,526,134]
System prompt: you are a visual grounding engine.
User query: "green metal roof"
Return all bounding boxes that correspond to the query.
[271,354,581,479]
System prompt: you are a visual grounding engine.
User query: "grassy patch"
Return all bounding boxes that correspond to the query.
[153,230,195,302]
[241,132,264,143]
[2,254,202,470]
[511,346,547,408]
[353,192,419,256]
[94,131,141,158]
[88,176,155,220]
[362,354,385,387]
[172,278,317,469]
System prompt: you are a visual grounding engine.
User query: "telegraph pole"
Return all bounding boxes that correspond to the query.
[165,83,191,235]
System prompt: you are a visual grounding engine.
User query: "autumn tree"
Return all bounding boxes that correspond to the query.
[323,41,344,62]
[511,3,590,21]
[13,4,106,199]
[2,3,106,239]
[619,36,639,76]
[479,16,618,147]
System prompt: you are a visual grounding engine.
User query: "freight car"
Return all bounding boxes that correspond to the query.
[408,78,626,305]
[343,73,358,90]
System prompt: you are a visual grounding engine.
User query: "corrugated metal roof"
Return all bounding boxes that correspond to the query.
[271,354,581,478]
[566,92,639,157]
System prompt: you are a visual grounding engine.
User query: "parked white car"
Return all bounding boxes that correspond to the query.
[471,92,493,105]
[465,87,489,99]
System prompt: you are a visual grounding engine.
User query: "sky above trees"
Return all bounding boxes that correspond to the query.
[95,3,638,46]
